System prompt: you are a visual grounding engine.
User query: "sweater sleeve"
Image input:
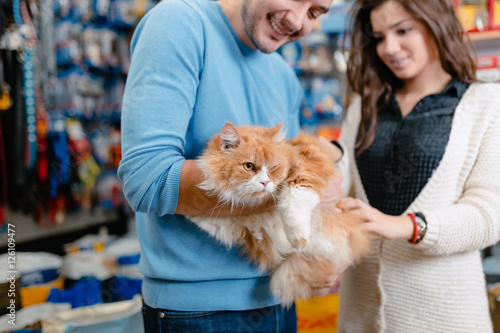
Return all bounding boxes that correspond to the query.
[117,1,204,215]
[418,97,500,255]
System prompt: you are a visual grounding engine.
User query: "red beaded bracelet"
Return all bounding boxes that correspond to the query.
[408,213,419,244]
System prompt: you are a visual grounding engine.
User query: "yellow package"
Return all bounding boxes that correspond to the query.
[20,276,65,308]
[457,5,477,30]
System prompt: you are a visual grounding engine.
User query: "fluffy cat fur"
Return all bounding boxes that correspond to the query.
[189,122,369,306]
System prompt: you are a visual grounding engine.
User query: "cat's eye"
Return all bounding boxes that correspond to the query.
[270,164,279,171]
[243,162,255,171]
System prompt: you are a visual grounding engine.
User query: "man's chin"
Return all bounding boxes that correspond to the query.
[255,39,286,53]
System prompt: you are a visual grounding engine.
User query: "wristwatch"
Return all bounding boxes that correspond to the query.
[414,212,427,244]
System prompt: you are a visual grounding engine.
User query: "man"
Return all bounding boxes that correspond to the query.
[118,0,338,331]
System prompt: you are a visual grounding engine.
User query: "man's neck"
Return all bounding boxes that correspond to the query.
[218,0,256,50]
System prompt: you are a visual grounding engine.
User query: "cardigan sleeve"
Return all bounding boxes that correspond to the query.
[337,95,362,197]
[418,89,500,255]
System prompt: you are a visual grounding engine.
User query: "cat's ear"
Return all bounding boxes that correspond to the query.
[220,122,241,150]
[270,122,286,142]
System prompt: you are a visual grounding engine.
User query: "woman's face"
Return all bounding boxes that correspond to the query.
[370,1,441,82]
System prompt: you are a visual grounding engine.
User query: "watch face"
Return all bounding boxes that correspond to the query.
[414,214,427,243]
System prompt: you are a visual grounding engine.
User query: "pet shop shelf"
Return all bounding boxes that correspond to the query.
[469,29,500,41]
[0,0,157,252]
[0,207,126,254]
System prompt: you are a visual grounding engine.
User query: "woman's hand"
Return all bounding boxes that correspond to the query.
[337,197,414,241]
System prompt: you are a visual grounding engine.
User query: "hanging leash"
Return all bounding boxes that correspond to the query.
[13,0,37,170]
[0,57,10,210]
[0,117,6,226]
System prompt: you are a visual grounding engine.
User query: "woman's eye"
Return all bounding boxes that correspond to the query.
[398,28,411,35]
[243,162,255,171]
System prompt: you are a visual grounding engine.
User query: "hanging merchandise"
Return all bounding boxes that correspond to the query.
[0,61,12,111]
[298,79,317,131]
[2,49,27,209]
[299,32,335,76]
[54,20,83,67]
[95,170,124,210]
[67,118,101,210]
[0,0,157,231]
[0,58,8,226]
[277,41,303,75]
[278,31,345,140]
[109,0,156,27]
[13,0,38,170]
[41,116,71,225]
[0,82,11,111]
[37,0,57,111]
[0,0,56,219]
[0,0,13,38]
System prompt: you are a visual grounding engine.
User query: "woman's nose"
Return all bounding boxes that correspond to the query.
[383,35,400,56]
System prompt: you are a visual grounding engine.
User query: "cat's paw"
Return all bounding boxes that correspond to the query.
[294,237,307,247]
[278,187,317,248]
[282,224,310,249]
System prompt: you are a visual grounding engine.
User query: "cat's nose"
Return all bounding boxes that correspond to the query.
[261,181,269,187]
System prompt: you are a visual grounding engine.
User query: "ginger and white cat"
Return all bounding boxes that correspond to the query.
[189,122,369,306]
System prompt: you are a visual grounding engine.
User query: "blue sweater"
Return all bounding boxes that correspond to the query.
[118,0,301,311]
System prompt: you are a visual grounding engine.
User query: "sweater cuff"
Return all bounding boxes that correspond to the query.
[414,210,440,250]
[331,140,344,157]
[163,159,185,215]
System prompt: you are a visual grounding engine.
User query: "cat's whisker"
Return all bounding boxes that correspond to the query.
[237,205,245,217]
[210,199,231,220]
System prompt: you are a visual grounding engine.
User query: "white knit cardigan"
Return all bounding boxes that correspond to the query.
[336,83,500,333]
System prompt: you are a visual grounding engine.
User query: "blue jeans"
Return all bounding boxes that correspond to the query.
[142,303,297,333]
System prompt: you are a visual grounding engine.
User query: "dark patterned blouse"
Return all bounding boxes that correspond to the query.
[356,79,470,216]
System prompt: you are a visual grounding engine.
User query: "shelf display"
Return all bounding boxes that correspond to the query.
[279,31,347,141]
[0,0,156,231]
[456,0,500,32]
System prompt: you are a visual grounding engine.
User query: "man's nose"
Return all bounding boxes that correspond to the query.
[283,7,308,34]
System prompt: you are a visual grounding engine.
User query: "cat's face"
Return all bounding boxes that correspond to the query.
[200,122,293,205]
[224,139,289,199]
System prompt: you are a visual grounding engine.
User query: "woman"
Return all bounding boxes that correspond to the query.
[334,0,500,331]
